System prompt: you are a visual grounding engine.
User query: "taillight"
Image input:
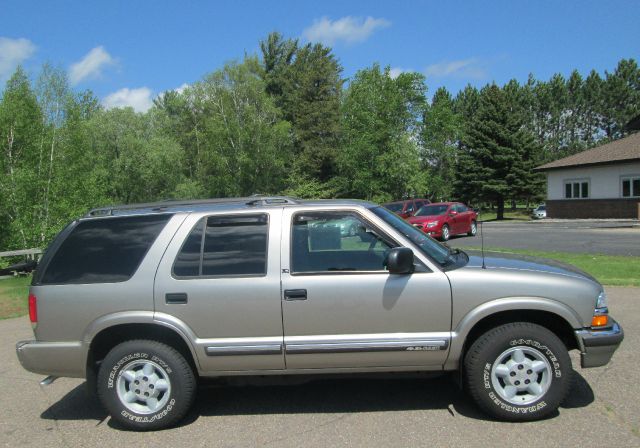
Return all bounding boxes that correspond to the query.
[28,293,37,324]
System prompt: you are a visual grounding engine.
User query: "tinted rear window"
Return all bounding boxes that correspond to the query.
[40,214,172,284]
[173,214,268,277]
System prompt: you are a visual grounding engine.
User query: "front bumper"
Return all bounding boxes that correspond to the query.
[16,340,87,378]
[575,318,624,368]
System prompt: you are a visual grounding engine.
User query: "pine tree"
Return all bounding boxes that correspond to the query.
[455,84,542,219]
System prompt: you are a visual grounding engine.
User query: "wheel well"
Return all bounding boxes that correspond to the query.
[86,324,198,381]
[462,310,578,357]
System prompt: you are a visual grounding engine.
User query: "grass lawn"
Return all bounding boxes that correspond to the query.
[461,246,640,287]
[0,275,31,319]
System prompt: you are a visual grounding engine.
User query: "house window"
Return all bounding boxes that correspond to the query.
[564,180,589,199]
[621,176,640,198]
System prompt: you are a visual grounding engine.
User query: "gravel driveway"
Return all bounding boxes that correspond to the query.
[1,287,637,447]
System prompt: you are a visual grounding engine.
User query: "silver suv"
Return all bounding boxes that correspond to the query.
[16,196,623,430]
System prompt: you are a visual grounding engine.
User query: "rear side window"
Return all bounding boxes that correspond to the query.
[40,214,172,284]
[173,214,268,277]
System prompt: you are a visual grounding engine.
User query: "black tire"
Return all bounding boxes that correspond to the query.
[467,220,477,237]
[441,224,450,241]
[464,322,572,421]
[97,340,196,431]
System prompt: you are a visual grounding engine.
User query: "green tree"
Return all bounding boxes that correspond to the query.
[337,64,428,202]
[422,87,461,201]
[0,67,44,249]
[456,84,542,219]
[600,58,640,139]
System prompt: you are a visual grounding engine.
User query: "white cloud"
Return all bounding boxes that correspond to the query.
[0,37,36,79]
[174,83,189,94]
[424,58,487,80]
[303,16,390,46]
[103,87,153,113]
[389,67,411,79]
[69,46,115,85]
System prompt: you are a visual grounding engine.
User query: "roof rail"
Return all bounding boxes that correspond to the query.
[85,195,299,217]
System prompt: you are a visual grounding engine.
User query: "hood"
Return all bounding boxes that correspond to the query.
[463,250,598,283]
[408,215,443,223]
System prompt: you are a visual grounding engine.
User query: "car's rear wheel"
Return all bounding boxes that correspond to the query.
[468,220,477,237]
[464,322,572,421]
[441,224,450,241]
[97,340,196,431]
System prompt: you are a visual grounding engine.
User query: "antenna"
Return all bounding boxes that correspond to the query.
[480,211,487,269]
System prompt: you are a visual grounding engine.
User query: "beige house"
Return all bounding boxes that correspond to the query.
[536,132,640,219]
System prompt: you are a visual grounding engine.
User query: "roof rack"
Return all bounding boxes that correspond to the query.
[86,195,299,217]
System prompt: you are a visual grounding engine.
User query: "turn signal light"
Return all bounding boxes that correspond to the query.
[28,293,37,324]
[591,315,609,328]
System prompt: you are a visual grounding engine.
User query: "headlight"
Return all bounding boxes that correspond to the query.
[596,291,608,310]
[426,221,438,228]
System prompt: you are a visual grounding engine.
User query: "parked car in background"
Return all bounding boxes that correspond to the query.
[532,204,547,219]
[382,199,431,219]
[408,202,478,241]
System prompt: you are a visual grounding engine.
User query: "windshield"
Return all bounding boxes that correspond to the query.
[372,206,465,268]
[415,204,449,217]
[383,202,404,213]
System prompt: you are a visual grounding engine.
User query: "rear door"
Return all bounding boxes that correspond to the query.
[154,210,285,372]
[280,207,452,370]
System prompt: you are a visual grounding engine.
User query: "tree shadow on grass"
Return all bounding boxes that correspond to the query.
[40,369,594,430]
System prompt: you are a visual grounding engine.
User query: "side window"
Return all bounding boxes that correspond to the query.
[41,214,172,284]
[173,219,204,277]
[291,212,395,273]
[405,202,414,214]
[457,204,468,212]
[173,214,268,277]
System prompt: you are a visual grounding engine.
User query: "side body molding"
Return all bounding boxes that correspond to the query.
[444,297,583,370]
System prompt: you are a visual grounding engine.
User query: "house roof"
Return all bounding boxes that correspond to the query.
[535,132,640,171]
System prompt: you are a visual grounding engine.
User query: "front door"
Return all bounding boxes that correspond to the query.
[280,208,452,370]
[154,210,285,372]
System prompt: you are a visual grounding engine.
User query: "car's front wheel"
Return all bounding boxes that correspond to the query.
[467,220,477,237]
[441,224,450,241]
[97,340,196,430]
[464,322,572,421]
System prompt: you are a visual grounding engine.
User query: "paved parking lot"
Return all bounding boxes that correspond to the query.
[447,220,640,256]
[1,287,637,447]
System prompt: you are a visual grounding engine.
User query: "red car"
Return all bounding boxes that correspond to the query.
[407,202,478,241]
[382,198,431,219]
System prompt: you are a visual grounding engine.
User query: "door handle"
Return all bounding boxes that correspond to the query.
[284,289,307,301]
[166,293,188,304]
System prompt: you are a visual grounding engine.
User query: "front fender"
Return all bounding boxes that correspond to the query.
[444,297,582,370]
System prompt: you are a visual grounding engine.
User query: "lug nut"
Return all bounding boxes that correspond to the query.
[515,381,520,385]
[525,379,531,384]
[149,384,154,389]
[510,372,516,377]
[518,365,524,370]
[134,380,139,385]
[135,389,140,394]
[144,392,149,397]
[527,369,532,374]
[143,376,148,381]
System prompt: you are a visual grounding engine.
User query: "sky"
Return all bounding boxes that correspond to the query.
[1,0,639,112]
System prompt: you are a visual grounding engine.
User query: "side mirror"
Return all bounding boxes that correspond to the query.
[386,247,414,275]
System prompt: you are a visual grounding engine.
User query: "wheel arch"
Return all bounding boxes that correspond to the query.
[85,313,201,383]
[445,298,582,370]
